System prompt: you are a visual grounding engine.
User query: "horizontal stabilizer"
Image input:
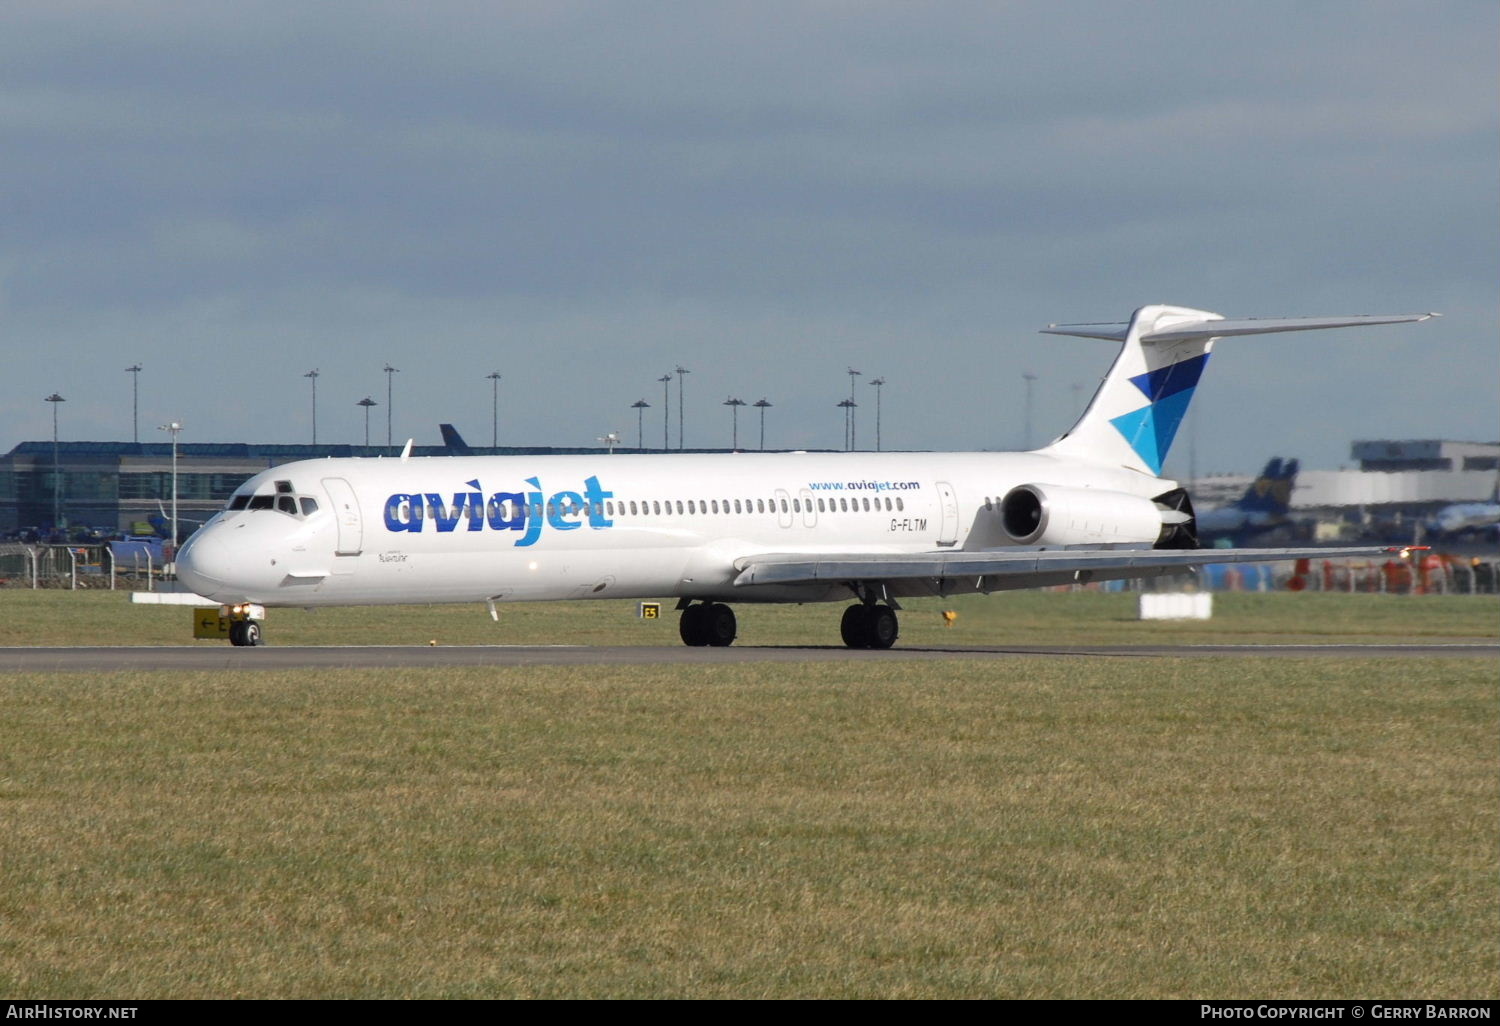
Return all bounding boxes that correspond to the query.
[1043,312,1437,343]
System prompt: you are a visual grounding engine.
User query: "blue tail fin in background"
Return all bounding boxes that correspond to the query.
[439,424,474,456]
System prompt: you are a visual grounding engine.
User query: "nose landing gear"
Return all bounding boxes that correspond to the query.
[228,619,263,646]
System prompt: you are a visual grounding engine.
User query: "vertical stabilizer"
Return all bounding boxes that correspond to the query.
[1038,306,1437,478]
[1041,304,1221,476]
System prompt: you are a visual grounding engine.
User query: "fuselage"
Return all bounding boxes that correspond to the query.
[175,449,1172,608]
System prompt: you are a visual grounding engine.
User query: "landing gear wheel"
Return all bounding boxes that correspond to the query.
[679,604,710,646]
[867,605,899,649]
[841,604,898,649]
[704,603,737,647]
[840,604,872,648]
[679,603,737,647]
[229,620,263,647]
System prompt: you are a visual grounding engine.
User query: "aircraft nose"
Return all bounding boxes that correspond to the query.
[176,531,233,597]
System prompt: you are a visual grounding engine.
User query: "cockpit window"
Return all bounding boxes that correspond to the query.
[227,482,324,519]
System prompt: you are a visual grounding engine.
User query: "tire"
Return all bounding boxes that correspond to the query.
[704,603,737,647]
[679,604,710,646]
[867,606,898,649]
[243,621,262,647]
[840,604,872,648]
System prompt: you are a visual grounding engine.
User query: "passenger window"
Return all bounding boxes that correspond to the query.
[733,499,741,514]
[676,501,684,515]
[652,501,661,515]
[793,499,800,513]
[896,497,904,511]
[300,497,319,516]
[629,501,638,516]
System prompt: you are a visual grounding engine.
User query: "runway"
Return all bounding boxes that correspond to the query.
[2,641,1496,671]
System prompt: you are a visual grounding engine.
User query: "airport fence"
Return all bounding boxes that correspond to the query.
[0,544,174,591]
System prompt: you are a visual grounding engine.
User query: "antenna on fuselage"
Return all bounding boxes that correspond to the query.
[400,438,413,461]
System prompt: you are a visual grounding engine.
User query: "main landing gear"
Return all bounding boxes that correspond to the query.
[677,600,900,649]
[679,602,738,647]
[840,603,899,650]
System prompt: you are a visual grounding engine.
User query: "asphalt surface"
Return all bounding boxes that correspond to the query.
[1,641,1496,671]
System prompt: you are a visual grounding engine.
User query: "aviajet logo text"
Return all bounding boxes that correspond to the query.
[383,476,612,547]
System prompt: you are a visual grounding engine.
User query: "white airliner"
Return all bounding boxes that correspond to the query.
[176,304,1435,647]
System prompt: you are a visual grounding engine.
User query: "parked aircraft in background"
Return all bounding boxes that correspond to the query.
[1426,484,1500,540]
[439,423,474,456]
[1197,457,1302,546]
[176,304,1434,647]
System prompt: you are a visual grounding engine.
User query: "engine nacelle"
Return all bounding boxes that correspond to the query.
[999,483,1169,547]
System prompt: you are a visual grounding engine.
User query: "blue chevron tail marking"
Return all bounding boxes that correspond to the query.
[1109,387,1197,475]
[1128,353,1210,403]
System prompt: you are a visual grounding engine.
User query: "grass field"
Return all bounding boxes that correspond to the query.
[1,591,1496,998]
[1,587,1496,647]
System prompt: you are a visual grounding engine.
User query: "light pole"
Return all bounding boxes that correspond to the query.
[869,377,885,451]
[45,393,65,529]
[357,397,377,447]
[837,399,856,451]
[1022,371,1037,450]
[125,364,142,443]
[753,398,772,451]
[631,399,650,450]
[847,368,862,449]
[658,374,672,451]
[384,364,399,453]
[158,421,182,552]
[304,369,319,444]
[675,366,690,450]
[487,371,502,449]
[723,397,745,450]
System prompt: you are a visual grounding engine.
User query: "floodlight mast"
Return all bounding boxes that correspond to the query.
[753,398,772,451]
[158,420,183,552]
[45,393,65,528]
[631,399,650,450]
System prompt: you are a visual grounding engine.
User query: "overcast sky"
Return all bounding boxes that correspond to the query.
[2,1,1495,476]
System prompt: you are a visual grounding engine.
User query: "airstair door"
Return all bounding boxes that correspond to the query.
[936,481,959,547]
[322,478,364,556]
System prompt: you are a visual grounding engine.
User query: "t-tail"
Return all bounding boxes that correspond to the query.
[1038,304,1438,477]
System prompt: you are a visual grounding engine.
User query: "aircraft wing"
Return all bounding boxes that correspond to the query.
[732,546,1396,590]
